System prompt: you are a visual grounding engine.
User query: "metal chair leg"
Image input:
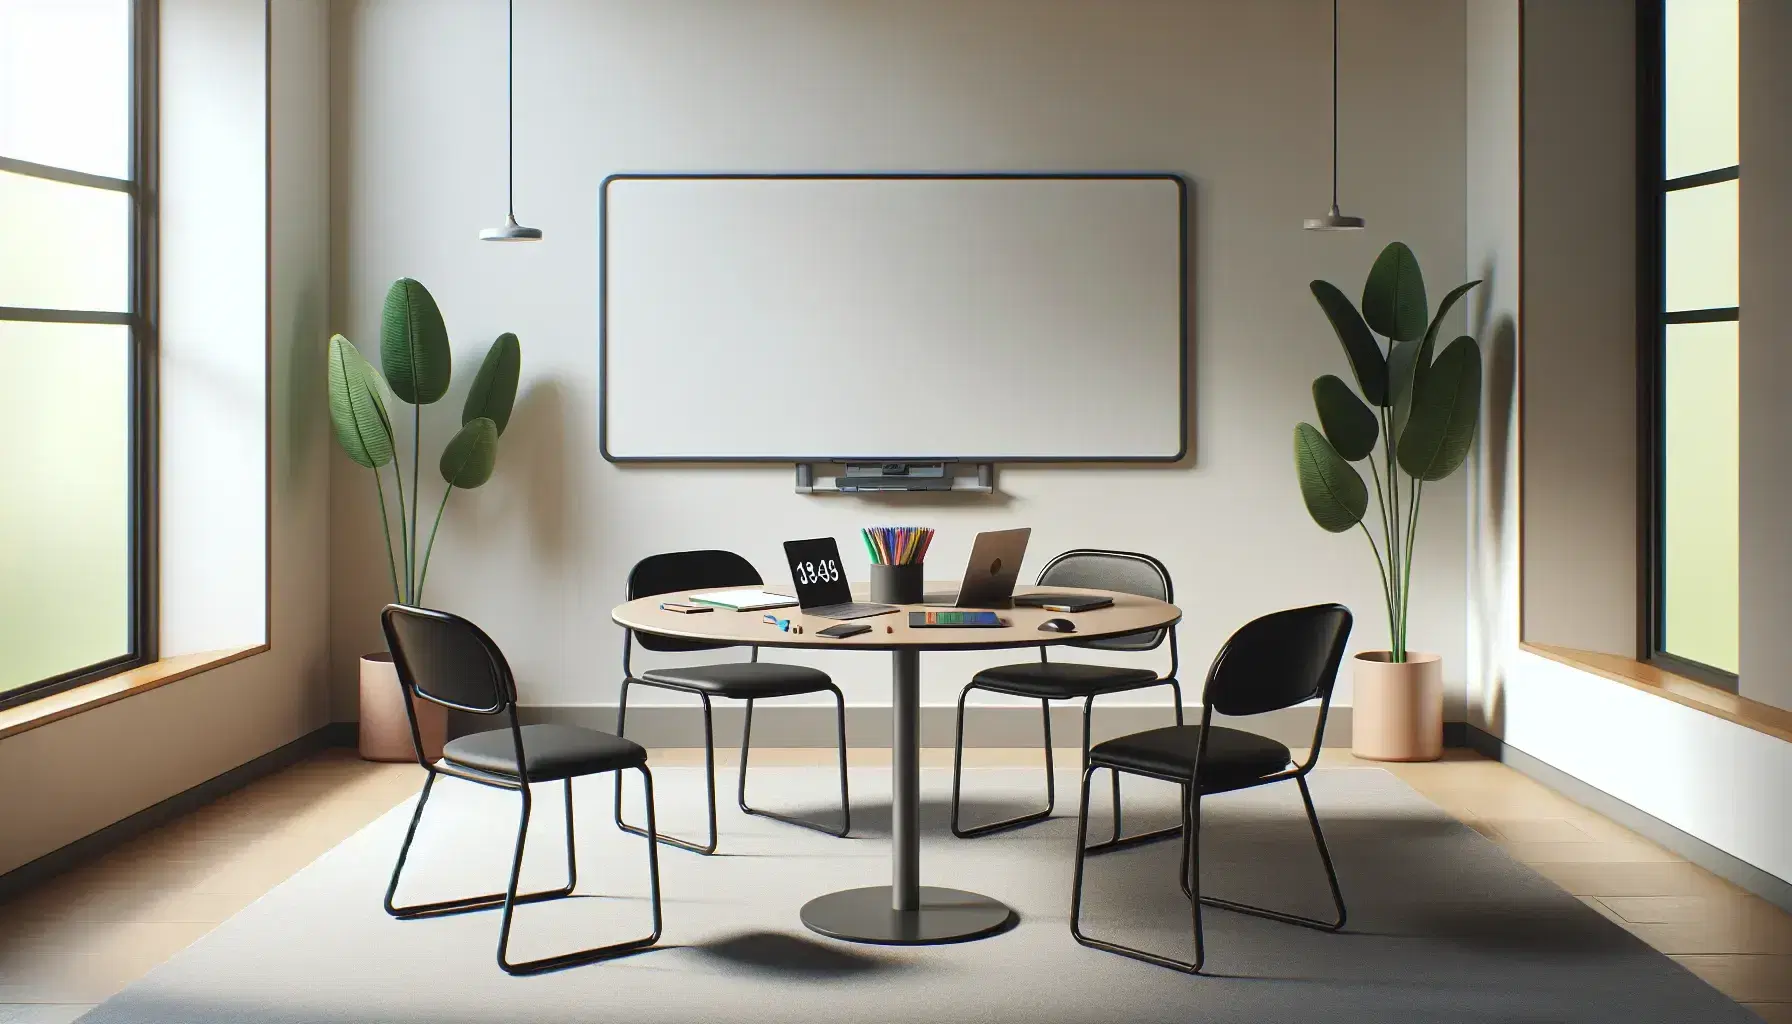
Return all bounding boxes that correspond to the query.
[617,687,719,855]
[1069,765,1204,973]
[738,690,852,837]
[950,688,1055,837]
[386,772,576,919]
[497,767,663,975]
[1192,774,1346,932]
[1084,679,1187,855]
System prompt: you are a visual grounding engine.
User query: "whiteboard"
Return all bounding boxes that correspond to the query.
[600,174,1186,462]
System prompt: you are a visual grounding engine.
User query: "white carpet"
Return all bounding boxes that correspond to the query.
[78,766,1756,1023]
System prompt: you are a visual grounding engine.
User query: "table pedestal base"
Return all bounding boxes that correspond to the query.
[800,886,1015,945]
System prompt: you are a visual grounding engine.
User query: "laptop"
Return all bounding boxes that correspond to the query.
[782,537,901,620]
[924,527,1031,609]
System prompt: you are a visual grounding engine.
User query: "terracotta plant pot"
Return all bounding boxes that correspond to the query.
[1350,651,1443,762]
[358,652,446,763]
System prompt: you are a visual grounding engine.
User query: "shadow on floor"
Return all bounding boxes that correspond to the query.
[690,929,913,978]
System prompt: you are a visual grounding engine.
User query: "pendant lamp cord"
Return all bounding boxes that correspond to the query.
[1330,0,1339,210]
[506,0,516,220]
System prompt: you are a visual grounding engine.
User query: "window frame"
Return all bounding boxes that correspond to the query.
[1636,0,1741,691]
[0,0,157,710]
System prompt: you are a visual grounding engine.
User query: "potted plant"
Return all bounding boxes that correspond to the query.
[328,278,522,761]
[1293,243,1480,761]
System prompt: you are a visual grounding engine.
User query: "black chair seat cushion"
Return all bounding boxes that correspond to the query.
[970,661,1162,699]
[638,662,834,699]
[1090,724,1292,791]
[443,724,646,782]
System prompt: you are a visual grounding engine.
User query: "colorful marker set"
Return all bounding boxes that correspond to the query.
[863,526,934,566]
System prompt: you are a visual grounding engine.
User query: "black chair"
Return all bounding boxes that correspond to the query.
[380,605,662,975]
[1069,603,1352,974]
[615,550,849,855]
[950,549,1183,844]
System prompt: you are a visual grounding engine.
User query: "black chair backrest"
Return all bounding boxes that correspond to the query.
[1201,604,1353,717]
[1037,549,1173,652]
[627,549,763,654]
[381,604,516,715]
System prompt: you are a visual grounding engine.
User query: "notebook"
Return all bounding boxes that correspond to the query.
[1012,592,1115,612]
[687,589,799,611]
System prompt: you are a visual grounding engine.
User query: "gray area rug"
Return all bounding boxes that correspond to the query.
[79,766,1754,1023]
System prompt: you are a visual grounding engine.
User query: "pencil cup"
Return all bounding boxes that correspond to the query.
[869,563,925,605]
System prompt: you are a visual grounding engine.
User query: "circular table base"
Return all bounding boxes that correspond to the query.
[801,886,1016,945]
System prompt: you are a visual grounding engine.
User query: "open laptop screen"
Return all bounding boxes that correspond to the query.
[783,538,853,610]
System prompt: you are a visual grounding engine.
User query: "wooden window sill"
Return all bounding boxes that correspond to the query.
[1521,642,1792,744]
[0,646,266,741]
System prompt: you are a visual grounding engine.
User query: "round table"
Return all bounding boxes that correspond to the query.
[611,584,1182,946]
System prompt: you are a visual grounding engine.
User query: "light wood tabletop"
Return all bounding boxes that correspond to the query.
[610,584,1181,651]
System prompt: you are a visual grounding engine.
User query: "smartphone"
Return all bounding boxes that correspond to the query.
[659,602,713,614]
[817,622,872,639]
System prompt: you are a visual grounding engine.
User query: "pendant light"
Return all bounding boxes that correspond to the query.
[481,0,542,241]
[1304,0,1365,231]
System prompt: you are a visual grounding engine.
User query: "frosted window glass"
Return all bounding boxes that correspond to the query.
[0,170,130,311]
[1662,320,1739,674]
[0,321,131,691]
[1664,0,1738,180]
[1665,179,1738,312]
[0,0,131,178]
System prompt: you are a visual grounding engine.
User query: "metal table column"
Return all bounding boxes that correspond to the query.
[798,650,1016,944]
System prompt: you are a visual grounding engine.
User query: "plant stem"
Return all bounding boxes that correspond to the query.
[415,486,453,604]
[1381,406,1403,659]
[372,468,401,604]
[1400,480,1424,661]
[1357,520,1397,646]
[390,447,412,604]
[409,403,421,604]
[1366,451,1395,597]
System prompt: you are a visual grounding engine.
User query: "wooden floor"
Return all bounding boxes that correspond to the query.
[0,747,1788,1023]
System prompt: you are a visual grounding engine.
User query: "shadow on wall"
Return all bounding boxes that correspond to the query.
[1469,254,1517,735]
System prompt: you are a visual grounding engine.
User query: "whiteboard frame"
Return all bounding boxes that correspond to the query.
[598,172,1188,463]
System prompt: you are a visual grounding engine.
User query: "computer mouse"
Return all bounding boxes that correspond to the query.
[1038,617,1077,633]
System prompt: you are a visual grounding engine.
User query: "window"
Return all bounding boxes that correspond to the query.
[1641,0,1739,685]
[0,0,155,707]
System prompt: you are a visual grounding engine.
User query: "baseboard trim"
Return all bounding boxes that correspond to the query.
[478,702,1351,751]
[0,721,356,905]
[1456,723,1792,915]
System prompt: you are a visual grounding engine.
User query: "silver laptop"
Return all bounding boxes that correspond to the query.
[924,528,1031,609]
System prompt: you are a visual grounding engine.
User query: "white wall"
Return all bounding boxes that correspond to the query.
[159,0,270,654]
[0,0,334,876]
[326,0,1470,724]
[1464,0,1521,733]
[1463,0,1791,892]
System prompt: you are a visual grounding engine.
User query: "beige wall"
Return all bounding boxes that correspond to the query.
[1738,0,1792,712]
[327,0,1470,722]
[1517,0,1638,657]
[0,0,333,877]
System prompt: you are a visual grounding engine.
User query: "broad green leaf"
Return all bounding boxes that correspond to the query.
[1310,280,1387,406]
[380,278,452,405]
[327,335,394,469]
[1362,242,1428,343]
[1294,422,1369,533]
[1424,279,1481,347]
[1386,336,1429,444]
[440,416,499,489]
[1397,336,1482,481]
[463,332,521,434]
[1312,374,1378,461]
